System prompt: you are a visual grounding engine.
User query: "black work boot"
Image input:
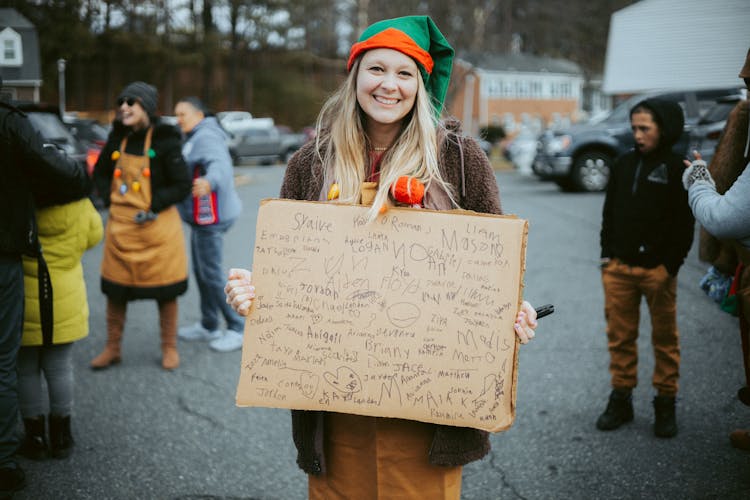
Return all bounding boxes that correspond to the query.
[653,395,678,438]
[48,414,74,459]
[596,389,634,431]
[17,415,47,460]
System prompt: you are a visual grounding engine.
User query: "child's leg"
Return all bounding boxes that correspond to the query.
[41,343,74,417]
[41,343,75,459]
[17,346,47,459]
[17,346,44,418]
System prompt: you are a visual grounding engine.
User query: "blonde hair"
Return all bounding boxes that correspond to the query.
[314,57,456,220]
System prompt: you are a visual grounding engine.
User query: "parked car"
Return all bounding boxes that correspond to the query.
[687,93,745,165]
[63,116,109,174]
[533,87,744,192]
[217,110,254,133]
[13,101,88,169]
[13,101,104,207]
[227,122,306,165]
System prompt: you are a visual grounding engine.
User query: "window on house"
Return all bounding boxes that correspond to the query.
[0,28,23,67]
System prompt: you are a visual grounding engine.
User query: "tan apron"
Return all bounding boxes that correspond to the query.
[101,128,187,288]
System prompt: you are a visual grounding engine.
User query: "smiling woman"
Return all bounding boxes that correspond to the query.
[91,81,191,372]
[223,15,540,500]
[355,48,420,136]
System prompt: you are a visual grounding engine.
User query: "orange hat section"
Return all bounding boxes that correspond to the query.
[347,28,434,75]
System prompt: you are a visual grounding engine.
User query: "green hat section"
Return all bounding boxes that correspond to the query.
[350,16,455,115]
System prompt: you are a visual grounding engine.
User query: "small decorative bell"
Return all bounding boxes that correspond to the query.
[327,183,340,200]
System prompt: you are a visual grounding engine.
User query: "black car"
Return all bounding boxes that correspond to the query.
[64,116,108,150]
[687,93,745,165]
[533,87,744,192]
[64,116,110,175]
[13,101,88,168]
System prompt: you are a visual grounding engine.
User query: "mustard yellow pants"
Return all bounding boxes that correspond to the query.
[602,259,680,396]
[308,413,462,500]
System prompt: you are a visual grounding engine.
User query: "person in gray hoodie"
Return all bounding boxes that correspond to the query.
[175,97,244,352]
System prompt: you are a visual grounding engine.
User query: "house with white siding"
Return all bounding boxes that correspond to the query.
[0,8,42,102]
[603,0,750,94]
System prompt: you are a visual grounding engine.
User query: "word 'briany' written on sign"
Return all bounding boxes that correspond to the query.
[235,199,528,433]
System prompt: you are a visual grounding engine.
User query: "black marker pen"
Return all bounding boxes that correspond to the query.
[534,304,554,319]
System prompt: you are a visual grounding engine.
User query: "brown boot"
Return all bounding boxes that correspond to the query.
[159,299,179,370]
[91,300,126,369]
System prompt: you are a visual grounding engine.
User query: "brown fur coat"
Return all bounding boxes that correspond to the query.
[699,100,750,272]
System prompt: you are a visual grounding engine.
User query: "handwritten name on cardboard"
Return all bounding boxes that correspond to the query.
[236,199,528,432]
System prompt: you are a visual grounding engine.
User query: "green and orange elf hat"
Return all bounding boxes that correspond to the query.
[347,15,455,115]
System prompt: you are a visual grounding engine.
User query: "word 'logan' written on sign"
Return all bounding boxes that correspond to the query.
[236,199,527,432]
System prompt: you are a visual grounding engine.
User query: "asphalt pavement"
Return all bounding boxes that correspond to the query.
[14,166,750,499]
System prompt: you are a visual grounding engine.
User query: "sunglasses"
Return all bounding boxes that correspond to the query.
[117,97,139,107]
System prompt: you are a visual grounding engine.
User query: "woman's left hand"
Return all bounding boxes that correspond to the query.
[514,300,538,345]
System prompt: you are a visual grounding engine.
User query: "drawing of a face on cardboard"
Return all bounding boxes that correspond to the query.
[324,366,362,394]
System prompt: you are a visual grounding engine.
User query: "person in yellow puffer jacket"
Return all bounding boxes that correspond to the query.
[18,196,103,460]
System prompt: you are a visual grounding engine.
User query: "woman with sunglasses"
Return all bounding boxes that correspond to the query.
[91,81,191,371]
[224,16,539,499]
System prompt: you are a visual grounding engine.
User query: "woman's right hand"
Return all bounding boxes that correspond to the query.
[225,268,255,316]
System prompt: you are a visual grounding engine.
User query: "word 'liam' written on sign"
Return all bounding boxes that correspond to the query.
[236,199,528,432]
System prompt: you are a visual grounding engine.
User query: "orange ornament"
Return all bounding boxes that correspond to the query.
[142,167,151,178]
[113,168,122,178]
[390,176,425,206]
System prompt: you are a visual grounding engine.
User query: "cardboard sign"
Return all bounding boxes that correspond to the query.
[236,199,528,432]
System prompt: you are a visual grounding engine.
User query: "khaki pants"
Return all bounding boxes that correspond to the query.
[602,259,680,396]
[308,413,462,500]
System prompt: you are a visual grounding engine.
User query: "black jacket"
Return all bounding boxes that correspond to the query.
[600,98,694,275]
[93,119,190,213]
[0,101,90,257]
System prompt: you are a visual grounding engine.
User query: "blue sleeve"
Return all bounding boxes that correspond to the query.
[190,133,233,190]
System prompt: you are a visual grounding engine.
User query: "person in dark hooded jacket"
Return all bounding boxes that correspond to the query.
[596,98,694,438]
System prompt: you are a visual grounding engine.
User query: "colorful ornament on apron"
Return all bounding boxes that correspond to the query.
[114,143,151,196]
